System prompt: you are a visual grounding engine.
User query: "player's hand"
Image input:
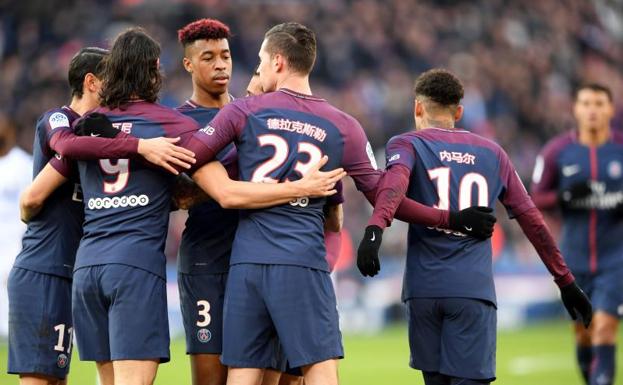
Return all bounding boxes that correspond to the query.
[560,281,592,328]
[448,206,496,239]
[558,181,592,209]
[357,225,383,277]
[137,137,196,175]
[74,112,119,138]
[294,155,346,198]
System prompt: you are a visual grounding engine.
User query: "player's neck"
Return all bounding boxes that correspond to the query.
[422,118,455,130]
[190,87,230,109]
[69,95,97,116]
[276,74,312,95]
[578,126,610,147]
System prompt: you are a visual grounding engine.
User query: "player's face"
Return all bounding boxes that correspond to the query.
[573,90,614,132]
[184,39,232,96]
[258,39,278,92]
[246,72,263,96]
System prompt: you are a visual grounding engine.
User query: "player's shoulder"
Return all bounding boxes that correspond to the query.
[387,131,418,147]
[541,130,576,157]
[38,106,78,130]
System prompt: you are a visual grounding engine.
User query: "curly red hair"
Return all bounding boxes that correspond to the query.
[178,18,231,46]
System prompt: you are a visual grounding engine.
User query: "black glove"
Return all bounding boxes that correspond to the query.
[448,206,496,239]
[560,281,592,328]
[74,112,119,138]
[558,181,592,209]
[357,225,383,277]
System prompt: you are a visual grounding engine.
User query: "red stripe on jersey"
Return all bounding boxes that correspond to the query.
[589,146,598,273]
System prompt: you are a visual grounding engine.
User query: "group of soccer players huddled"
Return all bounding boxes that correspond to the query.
[5,14,619,385]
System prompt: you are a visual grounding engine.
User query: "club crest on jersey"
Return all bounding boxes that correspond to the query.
[608,161,621,179]
[57,353,68,368]
[197,328,212,343]
[49,112,70,130]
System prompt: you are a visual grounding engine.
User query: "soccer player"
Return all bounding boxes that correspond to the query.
[531,84,622,385]
[7,47,107,385]
[181,23,497,385]
[357,69,593,385]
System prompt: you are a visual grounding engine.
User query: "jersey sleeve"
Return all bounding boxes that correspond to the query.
[340,118,382,192]
[498,149,536,218]
[185,102,246,171]
[49,154,74,179]
[43,111,73,142]
[385,135,417,171]
[216,145,239,180]
[530,139,562,210]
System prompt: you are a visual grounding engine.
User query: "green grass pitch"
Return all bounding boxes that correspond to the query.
[1,321,621,384]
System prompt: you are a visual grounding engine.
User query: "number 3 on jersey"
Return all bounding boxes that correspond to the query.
[428,167,488,210]
[251,134,323,182]
[99,159,130,193]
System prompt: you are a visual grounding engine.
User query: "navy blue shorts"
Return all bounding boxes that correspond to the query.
[574,266,623,318]
[7,267,73,379]
[178,272,227,354]
[72,264,170,362]
[222,264,343,369]
[406,297,496,381]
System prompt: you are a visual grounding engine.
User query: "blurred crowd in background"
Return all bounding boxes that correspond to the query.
[1,0,622,327]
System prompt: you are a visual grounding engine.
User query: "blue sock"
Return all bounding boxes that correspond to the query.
[576,345,592,384]
[590,345,615,385]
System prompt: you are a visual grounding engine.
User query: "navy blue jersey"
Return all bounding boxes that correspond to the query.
[74,101,199,278]
[13,106,83,278]
[191,89,380,271]
[385,128,534,305]
[176,100,238,275]
[531,131,623,274]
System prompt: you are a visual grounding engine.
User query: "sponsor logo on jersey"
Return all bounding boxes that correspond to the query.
[366,142,378,170]
[48,112,70,130]
[388,154,401,162]
[57,353,68,368]
[87,194,149,210]
[608,161,621,179]
[562,164,581,177]
[197,328,212,343]
[200,125,215,135]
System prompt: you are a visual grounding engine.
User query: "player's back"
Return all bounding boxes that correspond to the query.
[75,101,198,278]
[218,89,376,271]
[176,101,238,275]
[14,107,83,278]
[397,128,528,305]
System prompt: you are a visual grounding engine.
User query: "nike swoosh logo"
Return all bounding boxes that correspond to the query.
[371,233,376,241]
[562,164,580,177]
[90,133,101,137]
[464,226,472,232]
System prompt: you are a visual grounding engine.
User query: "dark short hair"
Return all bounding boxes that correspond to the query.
[100,27,162,109]
[178,18,231,47]
[68,47,108,98]
[414,69,464,107]
[264,22,316,74]
[575,83,612,102]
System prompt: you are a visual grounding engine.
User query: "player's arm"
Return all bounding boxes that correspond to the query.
[192,156,345,209]
[50,112,195,174]
[500,151,592,327]
[324,181,344,232]
[19,160,69,223]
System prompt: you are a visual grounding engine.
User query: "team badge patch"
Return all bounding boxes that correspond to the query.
[197,328,212,343]
[608,161,621,179]
[57,353,68,368]
[48,112,70,130]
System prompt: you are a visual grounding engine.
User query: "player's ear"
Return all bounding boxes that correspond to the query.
[414,100,424,118]
[273,53,284,73]
[83,73,98,94]
[454,105,464,122]
[183,57,193,74]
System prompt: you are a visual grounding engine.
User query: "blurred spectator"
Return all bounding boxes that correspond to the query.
[0,114,31,336]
